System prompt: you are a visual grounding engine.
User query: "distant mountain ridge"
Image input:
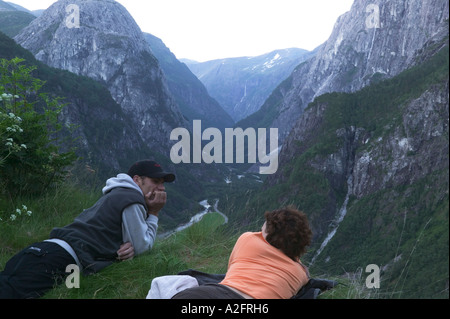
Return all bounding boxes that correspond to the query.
[185,48,315,122]
[144,33,234,129]
[0,0,35,37]
[5,1,40,16]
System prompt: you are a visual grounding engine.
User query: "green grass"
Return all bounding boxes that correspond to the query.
[0,183,100,259]
[43,212,235,299]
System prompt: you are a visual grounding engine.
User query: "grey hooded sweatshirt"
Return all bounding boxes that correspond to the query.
[102,173,159,255]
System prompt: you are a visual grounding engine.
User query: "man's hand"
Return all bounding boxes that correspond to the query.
[145,191,167,216]
[117,242,134,261]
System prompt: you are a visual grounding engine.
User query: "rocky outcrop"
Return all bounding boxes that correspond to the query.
[351,80,449,199]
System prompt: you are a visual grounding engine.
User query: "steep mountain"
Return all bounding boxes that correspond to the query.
[144,33,234,129]
[3,0,233,130]
[0,30,150,173]
[14,0,187,156]
[185,48,314,122]
[240,0,449,142]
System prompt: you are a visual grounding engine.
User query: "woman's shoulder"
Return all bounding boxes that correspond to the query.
[239,231,262,239]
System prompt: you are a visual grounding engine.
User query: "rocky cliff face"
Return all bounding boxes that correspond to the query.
[351,82,449,199]
[14,0,187,155]
[251,0,449,141]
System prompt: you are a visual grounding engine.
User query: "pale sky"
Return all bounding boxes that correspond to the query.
[8,0,354,62]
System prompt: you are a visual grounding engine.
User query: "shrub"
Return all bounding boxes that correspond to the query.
[0,57,76,197]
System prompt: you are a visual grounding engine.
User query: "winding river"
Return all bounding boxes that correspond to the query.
[158,199,228,239]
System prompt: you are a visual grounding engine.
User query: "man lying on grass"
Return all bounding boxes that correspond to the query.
[0,159,175,299]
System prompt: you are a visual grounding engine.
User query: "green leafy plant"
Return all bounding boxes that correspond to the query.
[0,57,76,197]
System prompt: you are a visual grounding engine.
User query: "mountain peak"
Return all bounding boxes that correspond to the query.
[15,0,187,154]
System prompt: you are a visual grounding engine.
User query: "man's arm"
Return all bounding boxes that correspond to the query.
[120,204,159,258]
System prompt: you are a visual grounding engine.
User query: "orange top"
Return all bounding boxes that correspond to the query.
[220,232,309,299]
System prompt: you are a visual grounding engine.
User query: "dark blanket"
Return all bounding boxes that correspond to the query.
[178,269,338,299]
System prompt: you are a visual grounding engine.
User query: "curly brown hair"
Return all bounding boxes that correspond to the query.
[264,206,312,261]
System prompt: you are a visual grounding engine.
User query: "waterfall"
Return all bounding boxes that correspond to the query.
[363,27,377,77]
[310,175,353,266]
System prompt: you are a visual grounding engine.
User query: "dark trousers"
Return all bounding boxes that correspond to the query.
[172,283,245,299]
[0,241,76,299]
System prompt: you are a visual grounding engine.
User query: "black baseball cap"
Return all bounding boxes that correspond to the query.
[127,160,175,183]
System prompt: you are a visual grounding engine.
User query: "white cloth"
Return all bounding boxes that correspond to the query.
[146,275,199,299]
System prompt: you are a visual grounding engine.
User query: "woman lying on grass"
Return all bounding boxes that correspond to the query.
[172,206,313,299]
